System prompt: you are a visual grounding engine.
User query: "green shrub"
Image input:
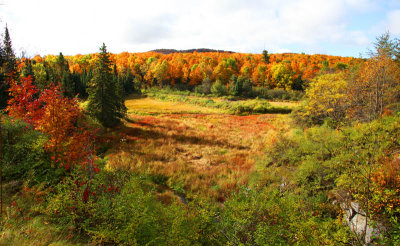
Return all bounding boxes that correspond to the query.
[211,80,227,96]
[1,116,65,185]
[46,167,222,245]
[218,187,351,245]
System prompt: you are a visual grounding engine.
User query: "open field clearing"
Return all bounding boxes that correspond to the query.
[260,100,300,108]
[125,96,225,115]
[143,92,298,115]
[107,96,280,201]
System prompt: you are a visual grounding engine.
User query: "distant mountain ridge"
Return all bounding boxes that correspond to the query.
[150,48,235,54]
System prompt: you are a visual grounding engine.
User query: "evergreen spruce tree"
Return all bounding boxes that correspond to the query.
[78,69,92,98]
[61,71,74,97]
[3,26,17,79]
[0,26,18,109]
[262,49,270,65]
[112,63,118,82]
[56,52,69,77]
[87,43,126,128]
[55,52,75,97]
[113,64,125,96]
[123,68,135,94]
[22,59,35,82]
[71,71,86,98]
[0,32,5,109]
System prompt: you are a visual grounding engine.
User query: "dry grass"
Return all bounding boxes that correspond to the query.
[107,97,279,201]
[268,100,300,108]
[125,96,224,115]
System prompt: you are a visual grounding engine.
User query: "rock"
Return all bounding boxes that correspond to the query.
[279,178,287,192]
[351,202,366,216]
[349,214,379,244]
[342,202,383,244]
[279,182,287,192]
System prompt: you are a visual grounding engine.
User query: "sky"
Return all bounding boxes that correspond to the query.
[0,0,399,57]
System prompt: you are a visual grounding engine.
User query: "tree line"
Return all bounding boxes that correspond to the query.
[22,46,362,99]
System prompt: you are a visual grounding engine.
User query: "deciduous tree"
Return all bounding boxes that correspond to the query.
[7,77,95,170]
[304,73,349,124]
[348,51,400,122]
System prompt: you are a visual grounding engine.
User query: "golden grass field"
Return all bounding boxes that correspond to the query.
[107,96,283,202]
[125,96,225,115]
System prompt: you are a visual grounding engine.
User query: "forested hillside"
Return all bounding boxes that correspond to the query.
[22,49,360,100]
[150,48,234,54]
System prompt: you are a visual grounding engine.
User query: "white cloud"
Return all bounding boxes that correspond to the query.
[370,8,400,38]
[386,10,400,35]
[0,0,384,56]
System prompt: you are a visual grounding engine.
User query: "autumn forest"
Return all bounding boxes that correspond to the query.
[1,21,400,245]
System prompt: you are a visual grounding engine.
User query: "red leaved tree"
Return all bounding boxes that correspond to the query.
[7,76,96,170]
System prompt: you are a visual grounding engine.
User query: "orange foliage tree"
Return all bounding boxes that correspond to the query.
[348,53,400,121]
[7,76,95,170]
[23,51,361,92]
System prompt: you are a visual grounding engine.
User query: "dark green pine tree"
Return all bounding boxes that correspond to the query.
[0,26,18,109]
[122,68,135,94]
[61,70,74,97]
[87,43,126,128]
[113,64,125,96]
[55,52,75,97]
[3,26,18,79]
[262,49,270,65]
[0,32,5,109]
[113,64,127,113]
[56,52,69,77]
[79,69,92,98]
[22,59,36,82]
[71,71,86,98]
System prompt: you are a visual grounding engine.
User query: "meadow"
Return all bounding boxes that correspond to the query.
[108,96,280,201]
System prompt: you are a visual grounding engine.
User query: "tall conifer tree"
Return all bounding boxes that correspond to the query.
[3,26,17,79]
[87,43,126,127]
[22,59,35,82]
[262,50,270,64]
[0,26,17,109]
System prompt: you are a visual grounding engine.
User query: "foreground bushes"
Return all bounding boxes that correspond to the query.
[40,165,354,245]
[264,114,400,244]
[45,167,222,245]
[1,116,66,186]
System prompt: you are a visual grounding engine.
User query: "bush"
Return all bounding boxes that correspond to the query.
[1,116,65,185]
[218,187,351,245]
[194,85,203,95]
[263,114,400,243]
[201,77,212,94]
[46,168,222,245]
[211,80,227,96]
[252,88,304,101]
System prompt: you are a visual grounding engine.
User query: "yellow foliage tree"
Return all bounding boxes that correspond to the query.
[304,72,349,123]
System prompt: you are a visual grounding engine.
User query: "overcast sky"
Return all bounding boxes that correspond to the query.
[0,0,399,57]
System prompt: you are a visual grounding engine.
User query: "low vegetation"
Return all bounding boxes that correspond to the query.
[145,89,295,115]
